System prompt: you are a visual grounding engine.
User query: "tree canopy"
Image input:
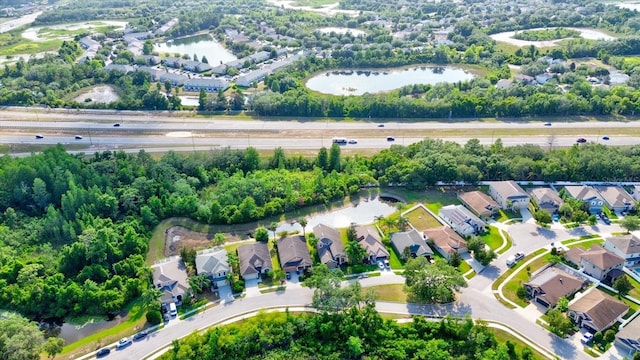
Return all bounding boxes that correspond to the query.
[404,257,467,303]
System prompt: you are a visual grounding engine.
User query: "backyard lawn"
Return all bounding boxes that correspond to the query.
[405,206,442,229]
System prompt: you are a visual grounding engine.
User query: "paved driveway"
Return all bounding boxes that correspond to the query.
[244,278,261,298]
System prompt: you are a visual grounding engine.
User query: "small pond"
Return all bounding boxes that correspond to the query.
[271,196,399,236]
[305,67,475,95]
[156,34,237,66]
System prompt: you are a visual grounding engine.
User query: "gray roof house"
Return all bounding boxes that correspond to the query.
[439,204,486,236]
[183,78,230,93]
[564,245,624,282]
[488,181,530,210]
[277,235,312,272]
[593,186,635,213]
[313,224,346,268]
[391,229,433,260]
[563,185,604,214]
[528,187,564,213]
[159,72,187,86]
[356,225,389,263]
[237,242,273,280]
[617,313,640,353]
[568,288,628,333]
[196,247,230,287]
[604,233,640,267]
[236,69,270,87]
[152,258,189,305]
[163,56,183,68]
[104,64,134,73]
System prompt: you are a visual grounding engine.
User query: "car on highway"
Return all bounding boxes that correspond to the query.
[113,123,121,127]
[377,124,385,127]
[602,136,610,140]
[115,337,132,349]
[96,348,110,358]
[386,136,395,142]
[544,122,552,126]
[75,135,83,140]
[348,139,358,144]
[35,134,44,139]
[132,330,148,341]
[581,332,594,344]
[576,138,587,143]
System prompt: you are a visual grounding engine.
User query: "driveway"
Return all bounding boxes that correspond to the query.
[244,278,261,298]
[217,285,234,304]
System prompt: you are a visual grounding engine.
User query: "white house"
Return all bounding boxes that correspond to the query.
[604,233,640,267]
[488,181,530,210]
[183,78,230,93]
[439,204,485,236]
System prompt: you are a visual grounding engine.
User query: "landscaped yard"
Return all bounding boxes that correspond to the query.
[388,245,405,269]
[480,226,504,250]
[404,206,442,230]
[370,284,407,302]
[497,249,549,307]
[497,209,521,222]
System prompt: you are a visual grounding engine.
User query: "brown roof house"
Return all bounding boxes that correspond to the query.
[488,181,530,210]
[528,187,564,213]
[237,242,273,280]
[568,288,628,333]
[313,224,346,268]
[524,265,586,308]
[564,245,624,282]
[152,258,189,306]
[604,233,640,267]
[196,247,230,287]
[356,225,389,263]
[423,226,467,260]
[277,235,312,272]
[616,313,640,353]
[457,191,500,219]
[593,186,636,213]
[562,185,604,214]
[391,229,433,260]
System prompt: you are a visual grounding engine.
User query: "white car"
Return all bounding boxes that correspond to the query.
[116,337,132,349]
[581,332,594,343]
[348,139,358,144]
[377,261,385,270]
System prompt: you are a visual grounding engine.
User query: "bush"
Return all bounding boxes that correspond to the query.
[517,285,529,300]
[232,278,245,293]
[146,309,162,325]
[604,329,616,343]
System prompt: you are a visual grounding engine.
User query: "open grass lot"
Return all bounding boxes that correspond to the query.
[490,328,547,360]
[0,38,61,56]
[480,226,504,250]
[405,206,442,230]
[370,284,407,302]
[422,188,462,213]
[627,274,640,300]
[566,238,603,250]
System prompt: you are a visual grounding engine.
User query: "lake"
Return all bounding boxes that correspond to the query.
[155,34,237,66]
[305,67,475,95]
[271,196,399,236]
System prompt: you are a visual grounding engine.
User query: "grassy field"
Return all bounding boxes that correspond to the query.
[293,0,337,6]
[405,206,442,229]
[490,327,548,360]
[0,38,61,56]
[497,209,521,222]
[492,248,547,306]
[480,226,504,250]
[370,284,407,302]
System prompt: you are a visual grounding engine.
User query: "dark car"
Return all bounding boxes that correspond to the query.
[286,272,291,280]
[386,136,395,142]
[132,330,148,341]
[577,138,587,143]
[74,135,83,140]
[602,136,610,140]
[377,124,385,127]
[544,122,552,126]
[96,348,110,358]
[113,123,121,127]
[35,134,44,139]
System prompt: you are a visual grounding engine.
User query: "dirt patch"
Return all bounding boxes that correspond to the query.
[163,225,242,257]
[73,85,120,104]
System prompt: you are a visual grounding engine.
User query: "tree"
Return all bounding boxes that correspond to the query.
[404,257,467,303]
[328,143,341,171]
[346,223,358,242]
[345,240,366,265]
[255,227,269,242]
[533,209,552,225]
[556,296,569,312]
[188,274,212,295]
[306,264,371,312]
[0,313,45,360]
[298,217,308,237]
[140,286,162,313]
[198,89,207,111]
[621,216,640,233]
[143,40,153,55]
[201,56,208,64]
[213,233,226,246]
[316,147,328,170]
[43,337,64,359]
[397,215,409,231]
[546,308,574,337]
[613,275,632,297]
[604,329,616,343]
[449,251,462,267]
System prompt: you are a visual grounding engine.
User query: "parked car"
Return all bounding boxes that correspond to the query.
[384,259,390,269]
[377,124,385,127]
[577,138,587,143]
[96,348,110,358]
[113,123,121,127]
[552,213,560,222]
[514,252,525,261]
[132,330,148,341]
[581,332,594,344]
[506,255,517,267]
[377,261,385,270]
[286,272,292,280]
[115,337,132,349]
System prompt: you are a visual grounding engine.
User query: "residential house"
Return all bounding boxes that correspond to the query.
[356,225,389,263]
[564,245,624,282]
[439,204,486,236]
[457,191,500,219]
[236,69,270,87]
[488,181,530,210]
[593,186,635,213]
[632,185,640,202]
[313,224,347,268]
[277,235,313,272]
[568,288,628,333]
[155,18,178,36]
[79,36,99,50]
[495,79,512,89]
[123,31,152,44]
[563,185,604,214]
[183,78,230,93]
[423,226,467,260]
[528,187,564,213]
[524,265,586,308]
[248,50,271,63]
[159,73,187,86]
[604,234,640,267]
[135,55,161,66]
[514,74,536,85]
[163,57,183,69]
[211,64,227,75]
[225,59,245,70]
[237,242,273,280]
[195,247,230,287]
[138,66,163,81]
[535,73,554,84]
[391,229,433,260]
[104,64,134,73]
[616,314,640,353]
[152,258,189,306]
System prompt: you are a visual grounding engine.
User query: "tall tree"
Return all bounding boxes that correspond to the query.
[621,216,640,233]
[404,257,467,303]
[0,313,45,360]
[328,143,341,171]
[298,217,308,237]
[345,240,366,265]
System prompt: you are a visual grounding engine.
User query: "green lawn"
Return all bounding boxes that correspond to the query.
[493,249,548,307]
[388,245,405,269]
[224,240,256,255]
[490,328,547,360]
[626,274,640,300]
[369,284,407,302]
[497,209,521,222]
[405,206,442,230]
[480,226,504,250]
[458,260,471,273]
[567,239,603,249]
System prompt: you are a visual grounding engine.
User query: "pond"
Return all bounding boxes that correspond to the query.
[305,67,475,95]
[41,314,126,344]
[317,27,366,36]
[271,196,399,236]
[490,27,616,47]
[155,33,237,66]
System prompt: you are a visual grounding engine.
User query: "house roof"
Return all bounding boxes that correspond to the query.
[569,289,629,330]
[238,242,272,277]
[184,78,229,88]
[457,191,499,216]
[423,226,467,255]
[489,181,528,200]
[617,310,640,341]
[391,229,433,257]
[564,247,586,266]
[439,204,485,228]
[152,259,189,296]
[277,235,312,269]
[563,185,601,202]
[356,225,389,258]
[606,234,640,255]
[195,247,229,276]
[528,187,564,208]
[580,245,625,270]
[525,266,584,307]
[593,186,635,208]
[313,224,345,265]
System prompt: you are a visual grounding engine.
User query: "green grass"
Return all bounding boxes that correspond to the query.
[497,209,521,222]
[492,248,547,305]
[480,226,504,250]
[626,274,640,300]
[292,0,337,6]
[567,239,603,249]
[490,327,547,360]
[458,260,471,273]
[404,206,442,229]
[369,284,407,302]
[497,230,513,255]
[387,245,405,269]
[0,39,62,56]
[260,286,286,294]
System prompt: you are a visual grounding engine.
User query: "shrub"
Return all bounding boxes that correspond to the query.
[146,309,162,325]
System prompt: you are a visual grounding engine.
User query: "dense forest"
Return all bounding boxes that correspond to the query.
[159,307,538,360]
